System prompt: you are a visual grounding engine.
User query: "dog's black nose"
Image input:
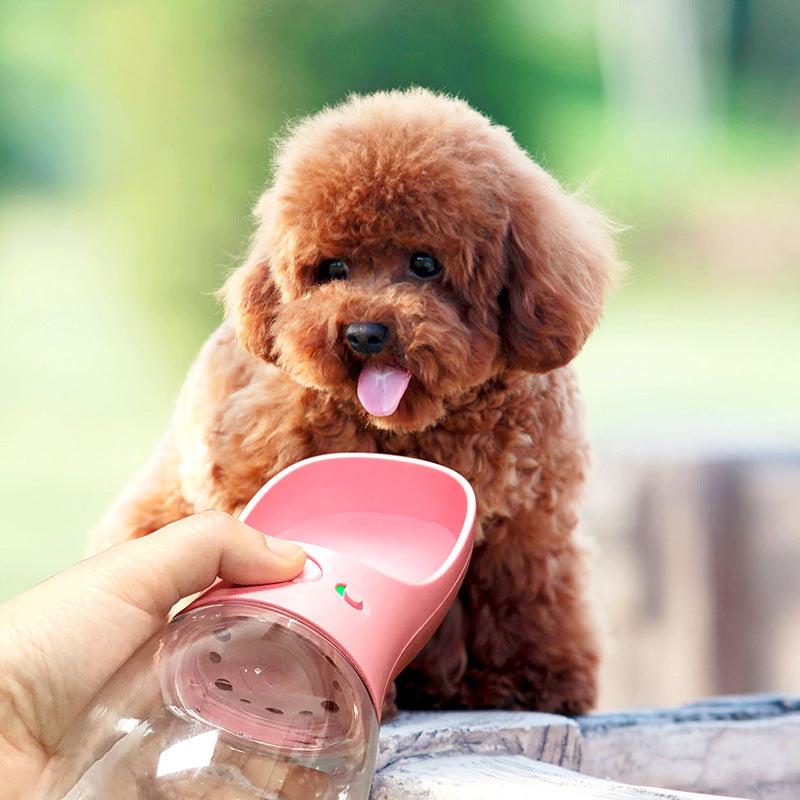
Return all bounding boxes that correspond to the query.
[345,322,390,355]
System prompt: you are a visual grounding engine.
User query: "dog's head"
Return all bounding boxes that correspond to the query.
[223,89,620,432]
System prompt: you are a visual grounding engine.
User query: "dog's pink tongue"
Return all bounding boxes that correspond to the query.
[357,363,412,417]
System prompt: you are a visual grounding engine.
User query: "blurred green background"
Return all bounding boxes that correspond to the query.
[1,0,798,603]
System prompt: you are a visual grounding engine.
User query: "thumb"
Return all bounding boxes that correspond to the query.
[86,510,306,621]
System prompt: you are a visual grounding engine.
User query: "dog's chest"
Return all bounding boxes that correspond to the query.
[196,370,562,529]
[375,421,543,525]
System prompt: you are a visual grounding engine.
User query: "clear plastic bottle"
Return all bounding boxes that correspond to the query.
[46,453,476,799]
[50,604,378,800]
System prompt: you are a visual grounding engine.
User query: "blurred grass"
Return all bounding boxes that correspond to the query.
[0,198,189,598]
[1,0,798,602]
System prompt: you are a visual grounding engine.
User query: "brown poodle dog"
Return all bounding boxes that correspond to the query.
[91,88,620,716]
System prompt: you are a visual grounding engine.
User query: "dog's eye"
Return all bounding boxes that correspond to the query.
[316,259,349,283]
[409,252,442,280]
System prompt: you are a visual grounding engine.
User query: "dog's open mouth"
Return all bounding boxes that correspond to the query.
[357,362,412,417]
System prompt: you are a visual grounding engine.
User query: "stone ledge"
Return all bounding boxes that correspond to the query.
[378,710,581,771]
[580,695,800,734]
[373,695,800,800]
[372,753,743,799]
[579,695,800,799]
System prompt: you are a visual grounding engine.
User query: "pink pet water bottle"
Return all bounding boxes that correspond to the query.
[50,454,475,799]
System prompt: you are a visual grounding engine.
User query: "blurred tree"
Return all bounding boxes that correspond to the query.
[66,0,607,365]
[727,0,800,124]
[5,0,794,360]
[232,0,605,163]
[0,3,86,192]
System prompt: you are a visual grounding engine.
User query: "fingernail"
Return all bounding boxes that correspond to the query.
[266,537,305,560]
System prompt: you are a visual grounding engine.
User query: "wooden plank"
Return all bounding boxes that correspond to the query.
[583,448,800,710]
[704,461,762,694]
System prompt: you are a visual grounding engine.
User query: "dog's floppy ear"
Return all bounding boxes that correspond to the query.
[500,160,620,373]
[220,194,281,363]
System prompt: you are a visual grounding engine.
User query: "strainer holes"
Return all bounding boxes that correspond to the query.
[265,707,284,715]
[240,698,251,704]
[208,651,222,663]
[299,710,314,716]
[332,680,341,691]
[214,678,234,692]
[321,700,340,713]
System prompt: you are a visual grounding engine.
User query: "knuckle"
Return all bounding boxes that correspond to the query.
[186,509,231,540]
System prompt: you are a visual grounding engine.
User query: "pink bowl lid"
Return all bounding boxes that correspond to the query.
[188,454,476,715]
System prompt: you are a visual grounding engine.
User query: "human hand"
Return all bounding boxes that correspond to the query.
[0,511,305,800]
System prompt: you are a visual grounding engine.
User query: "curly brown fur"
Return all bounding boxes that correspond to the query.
[91,88,621,716]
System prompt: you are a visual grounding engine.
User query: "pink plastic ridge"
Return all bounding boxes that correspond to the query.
[187,453,476,717]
